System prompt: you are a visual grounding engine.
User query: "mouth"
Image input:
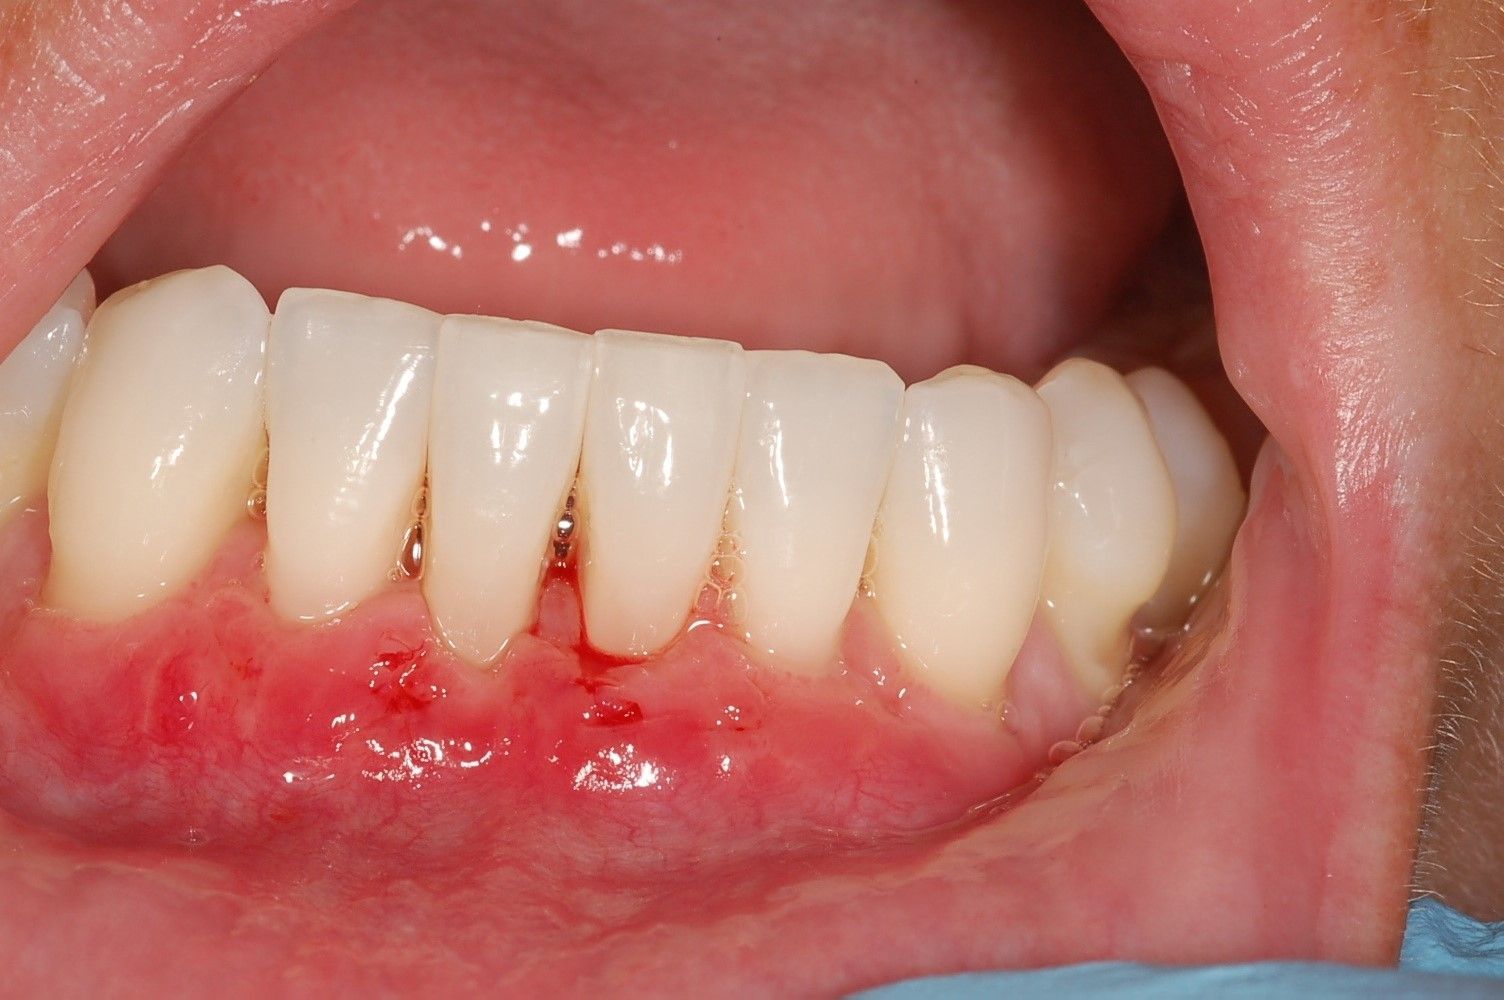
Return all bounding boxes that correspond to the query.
[0,0,1476,993]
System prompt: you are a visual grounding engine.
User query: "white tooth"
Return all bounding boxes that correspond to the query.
[265,289,438,622]
[46,267,269,621]
[1126,367,1245,628]
[424,316,592,665]
[1036,358,1176,694]
[578,329,745,658]
[872,366,1052,707]
[731,350,903,671]
[0,270,94,528]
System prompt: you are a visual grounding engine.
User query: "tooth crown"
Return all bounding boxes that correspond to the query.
[424,316,593,664]
[265,288,440,622]
[872,365,1053,707]
[578,329,747,658]
[731,349,903,670]
[46,267,269,622]
[1037,358,1177,694]
[1127,367,1246,628]
[0,270,93,526]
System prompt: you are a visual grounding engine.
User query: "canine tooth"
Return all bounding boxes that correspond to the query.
[578,329,745,657]
[731,350,903,670]
[1037,358,1176,693]
[1126,367,1245,627]
[46,267,269,620]
[425,316,592,664]
[872,366,1052,707]
[0,270,93,527]
[265,289,438,622]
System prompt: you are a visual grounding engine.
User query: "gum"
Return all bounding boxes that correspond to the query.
[0,510,1097,868]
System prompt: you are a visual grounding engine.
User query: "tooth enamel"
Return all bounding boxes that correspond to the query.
[1036,358,1176,693]
[1126,367,1245,628]
[45,267,269,621]
[730,350,903,670]
[424,316,592,665]
[871,366,1052,707]
[265,289,439,622]
[0,270,94,528]
[578,329,746,658]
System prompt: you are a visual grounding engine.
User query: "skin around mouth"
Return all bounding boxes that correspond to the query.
[1,0,1499,994]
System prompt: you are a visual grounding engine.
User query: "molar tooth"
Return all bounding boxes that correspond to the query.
[1126,367,1246,628]
[46,267,269,621]
[579,329,746,658]
[1036,358,1176,694]
[0,270,94,528]
[872,366,1052,707]
[424,316,592,665]
[731,350,903,671]
[265,289,439,622]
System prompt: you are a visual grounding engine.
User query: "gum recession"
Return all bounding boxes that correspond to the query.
[0,509,1093,857]
[0,0,1450,991]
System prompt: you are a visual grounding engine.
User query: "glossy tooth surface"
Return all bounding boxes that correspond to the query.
[1037,358,1176,694]
[265,289,438,622]
[731,350,903,670]
[425,316,592,665]
[46,267,269,621]
[0,270,94,527]
[872,366,1052,707]
[1126,367,1246,628]
[579,329,746,658]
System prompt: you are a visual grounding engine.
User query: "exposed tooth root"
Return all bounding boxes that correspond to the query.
[872,366,1052,707]
[265,288,439,622]
[423,316,592,665]
[46,267,270,621]
[579,329,746,659]
[1036,358,1176,694]
[730,350,903,672]
[1125,367,1246,629]
[0,269,93,529]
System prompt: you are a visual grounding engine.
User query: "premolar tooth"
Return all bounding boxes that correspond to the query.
[579,329,746,658]
[46,267,269,621]
[872,366,1052,707]
[1036,358,1176,694]
[425,316,592,665]
[731,350,903,670]
[1126,367,1245,627]
[265,289,439,622]
[0,270,94,528]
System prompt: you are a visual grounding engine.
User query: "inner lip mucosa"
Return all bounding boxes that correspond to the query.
[0,0,1416,993]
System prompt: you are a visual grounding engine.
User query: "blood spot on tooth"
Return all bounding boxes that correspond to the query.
[369,637,445,715]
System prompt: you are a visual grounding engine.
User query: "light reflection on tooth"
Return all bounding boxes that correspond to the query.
[46,267,270,621]
[731,350,903,671]
[872,366,1053,707]
[425,316,592,665]
[578,329,745,658]
[265,288,439,622]
[1036,358,1176,694]
[0,270,93,528]
[1126,367,1246,628]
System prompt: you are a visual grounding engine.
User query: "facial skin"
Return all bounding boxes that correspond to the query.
[2,0,1504,992]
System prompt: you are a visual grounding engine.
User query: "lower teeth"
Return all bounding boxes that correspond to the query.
[5,264,1244,711]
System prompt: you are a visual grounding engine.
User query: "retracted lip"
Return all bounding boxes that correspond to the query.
[0,0,1457,993]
